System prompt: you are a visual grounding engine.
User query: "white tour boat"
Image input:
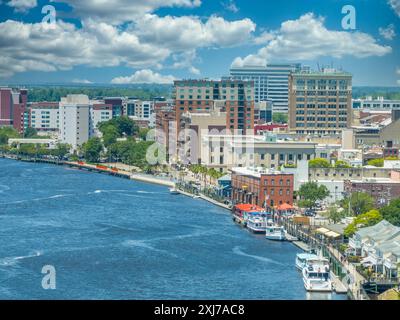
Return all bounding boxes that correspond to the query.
[302,257,332,292]
[265,219,286,241]
[295,252,319,270]
[246,212,268,234]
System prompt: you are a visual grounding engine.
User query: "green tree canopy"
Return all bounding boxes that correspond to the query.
[23,127,38,138]
[0,127,20,145]
[327,206,347,223]
[341,192,375,216]
[272,113,288,124]
[367,158,384,167]
[82,137,103,163]
[335,160,351,168]
[52,143,71,159]
[309,158,331,168]
[344,209,383,237]
[298,181,330,209]
[98,116,139,138]
[380,198,400,226]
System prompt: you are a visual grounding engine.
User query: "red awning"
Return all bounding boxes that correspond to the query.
[234,204,264,212]
[277,203,293,211]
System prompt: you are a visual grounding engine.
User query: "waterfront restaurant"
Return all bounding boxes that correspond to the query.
[231,167,294,209]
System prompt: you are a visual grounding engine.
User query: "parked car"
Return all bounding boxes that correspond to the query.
[304,209,316,217]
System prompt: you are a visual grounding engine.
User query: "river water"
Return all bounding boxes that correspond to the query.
[0,158,346,300]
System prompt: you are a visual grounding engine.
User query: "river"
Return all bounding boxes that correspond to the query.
[0,158,346,300]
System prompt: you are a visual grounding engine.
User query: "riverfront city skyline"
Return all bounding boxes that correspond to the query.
[0,0,400,86]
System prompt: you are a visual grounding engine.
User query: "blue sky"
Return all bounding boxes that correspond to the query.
[0,0,399,86]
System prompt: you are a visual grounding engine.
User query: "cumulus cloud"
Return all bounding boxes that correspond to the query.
[0,19,169,77]
[253,31,274,45]
[134,14,255,50]
[379,24,396,40]
[171,50,201,75]
[0,2,256,78]
[6,0,37,12]
[221,0,239,13]
[232,13,392,67]
[111,69,176,84]
[388,0,400,17]
[51,0,202,24]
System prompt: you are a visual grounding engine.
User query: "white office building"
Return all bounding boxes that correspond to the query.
[228,63,302,114]
[352,97,400,111]
[29,102,59,131]
[59,95,91,150]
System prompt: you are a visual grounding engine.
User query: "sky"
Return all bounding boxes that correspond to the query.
[0,0,399,86]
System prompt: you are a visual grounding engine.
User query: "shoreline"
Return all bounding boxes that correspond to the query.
[0,154,352,298]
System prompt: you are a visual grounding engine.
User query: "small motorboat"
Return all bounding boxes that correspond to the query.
[169,187,180,195]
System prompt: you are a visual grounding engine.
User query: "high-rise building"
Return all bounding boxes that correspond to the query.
[173,79,255,134]
[0,88,28,133]
[59,95,91,149]
[288,68,352,135]
[228,63,301,114]
[0,88,13,126]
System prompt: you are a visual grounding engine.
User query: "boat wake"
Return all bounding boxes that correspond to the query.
[122,240,178,258]
[0,194,69,205]
[88,189,133,195]
[232,246,283,266]
[0,251,43,267]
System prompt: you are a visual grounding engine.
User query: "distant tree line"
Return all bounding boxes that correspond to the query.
[26,85,172,102]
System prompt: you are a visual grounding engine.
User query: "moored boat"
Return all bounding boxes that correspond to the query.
[232,204,265,227]
[247,211,269,233]
[265,219,286,241]
[302,257,332,292]
[169,187,180,195]
[295,252,319,270]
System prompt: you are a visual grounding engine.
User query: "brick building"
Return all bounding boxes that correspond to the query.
[344,170,400,207]
[173,79,255,134]
[231,167,294,208]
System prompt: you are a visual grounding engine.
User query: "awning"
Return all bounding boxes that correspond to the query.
[361,256,378,266]
[325,231,341,238]
[315,227,330,235]
[277,203,294,211]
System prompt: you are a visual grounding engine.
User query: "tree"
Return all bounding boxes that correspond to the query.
[367,158,384,167]
[115,116,139,136]
[327,206,346,223]
[335,160,351,168]
[344,209,383,237]
[24,127,38,138]
[341,192,375,216]
[138,128,150,141]
[52,143,70,159]
[0,127,20,145]
[298,182,330,209]
[102,126,119,147]
[309,158,331,168]
[82,137,103,163]
[380,198,400,226]
[272,113,288,124]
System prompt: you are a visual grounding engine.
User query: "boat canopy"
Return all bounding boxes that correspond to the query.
[234,204,264,213]
[297,253,318,260]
